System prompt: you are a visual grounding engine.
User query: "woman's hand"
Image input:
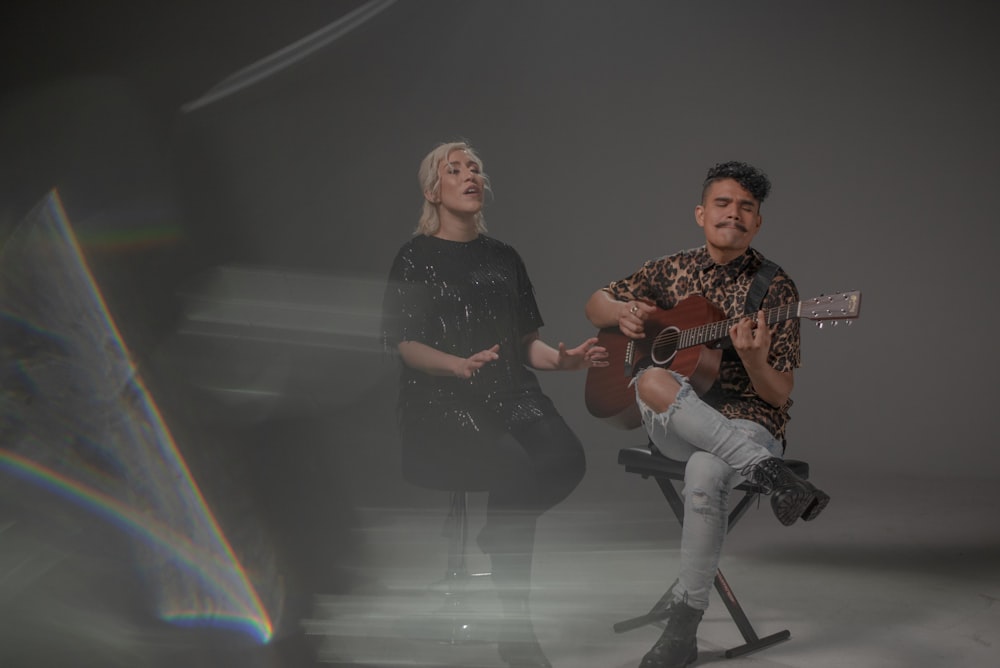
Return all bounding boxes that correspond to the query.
[556,337,609,371]
[398,340,499,378]
[454,344,501,379]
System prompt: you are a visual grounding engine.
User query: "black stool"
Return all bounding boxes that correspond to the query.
[614,446,810,659]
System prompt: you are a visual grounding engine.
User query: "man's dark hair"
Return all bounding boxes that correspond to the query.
[702,161,771,204]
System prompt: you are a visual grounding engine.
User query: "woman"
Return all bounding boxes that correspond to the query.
[382,141,606,668]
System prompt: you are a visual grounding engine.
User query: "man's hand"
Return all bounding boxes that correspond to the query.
[730,310,771,369]
[619,300,656,339]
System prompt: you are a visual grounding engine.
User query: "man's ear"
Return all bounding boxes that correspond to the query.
[694,204,705,229]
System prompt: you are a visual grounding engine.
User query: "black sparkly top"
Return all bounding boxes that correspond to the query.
[382,234,557,435]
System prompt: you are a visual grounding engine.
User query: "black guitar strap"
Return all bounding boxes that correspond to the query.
[718,258,779,354]
[745,258,779,314]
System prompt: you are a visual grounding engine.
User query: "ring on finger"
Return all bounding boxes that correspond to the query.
[630,304,638,314]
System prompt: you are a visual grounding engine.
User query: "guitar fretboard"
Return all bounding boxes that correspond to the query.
[675,302,801,350]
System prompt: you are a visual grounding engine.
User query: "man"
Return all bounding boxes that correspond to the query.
[585,161,829,668]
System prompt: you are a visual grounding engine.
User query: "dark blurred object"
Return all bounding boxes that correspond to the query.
[155,264,389,424]
[0,0,372,111]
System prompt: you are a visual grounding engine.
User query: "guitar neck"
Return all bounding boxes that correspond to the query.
[680,302,799,349]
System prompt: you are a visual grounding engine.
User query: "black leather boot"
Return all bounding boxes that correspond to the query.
[638,598,704,668]
[748,458,830,526]
[800,489,831,521]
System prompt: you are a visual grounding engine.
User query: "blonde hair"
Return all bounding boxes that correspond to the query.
[415,141,490,235]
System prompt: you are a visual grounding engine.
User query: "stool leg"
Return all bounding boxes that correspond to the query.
[714,568,790,657]
[444,490,469,580]
[432,491,489,645]
[613,580,679,633]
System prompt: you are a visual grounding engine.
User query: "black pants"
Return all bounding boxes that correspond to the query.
[402,413,585,595]
[470,416,586,598]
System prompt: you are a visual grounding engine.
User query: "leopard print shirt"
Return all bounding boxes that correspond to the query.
[603,246,800,443]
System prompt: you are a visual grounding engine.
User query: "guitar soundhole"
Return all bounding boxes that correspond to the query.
[651,326,679,366]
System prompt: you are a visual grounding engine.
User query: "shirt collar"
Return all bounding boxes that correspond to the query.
[696,246,762,277]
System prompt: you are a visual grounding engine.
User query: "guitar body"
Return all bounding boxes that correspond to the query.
[585,295,726,429]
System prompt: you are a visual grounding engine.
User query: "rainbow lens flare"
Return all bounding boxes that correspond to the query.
[0,191,273,643]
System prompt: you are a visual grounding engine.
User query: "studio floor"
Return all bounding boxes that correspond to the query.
[2,471,998,668]
[307,473,1000,668]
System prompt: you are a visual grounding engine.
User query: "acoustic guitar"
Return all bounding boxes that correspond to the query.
[585,291,862,429]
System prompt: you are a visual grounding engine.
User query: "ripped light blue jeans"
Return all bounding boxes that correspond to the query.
[636,369,783,611]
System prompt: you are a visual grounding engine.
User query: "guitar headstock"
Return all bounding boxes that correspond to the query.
[801,291,862,328]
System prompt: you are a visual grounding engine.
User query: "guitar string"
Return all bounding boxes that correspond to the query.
[653,302,798,352]
[644,294,855,365]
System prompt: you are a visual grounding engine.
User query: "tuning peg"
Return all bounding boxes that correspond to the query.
[846,320,853,326]
[817,322,824,329]
[832,320,839,326]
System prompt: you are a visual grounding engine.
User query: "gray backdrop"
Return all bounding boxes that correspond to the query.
[3,0,998,509]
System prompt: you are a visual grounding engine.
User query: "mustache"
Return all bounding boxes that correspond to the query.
[715,221,749,233]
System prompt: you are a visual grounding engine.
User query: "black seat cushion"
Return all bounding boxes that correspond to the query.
[618,446,809,492]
